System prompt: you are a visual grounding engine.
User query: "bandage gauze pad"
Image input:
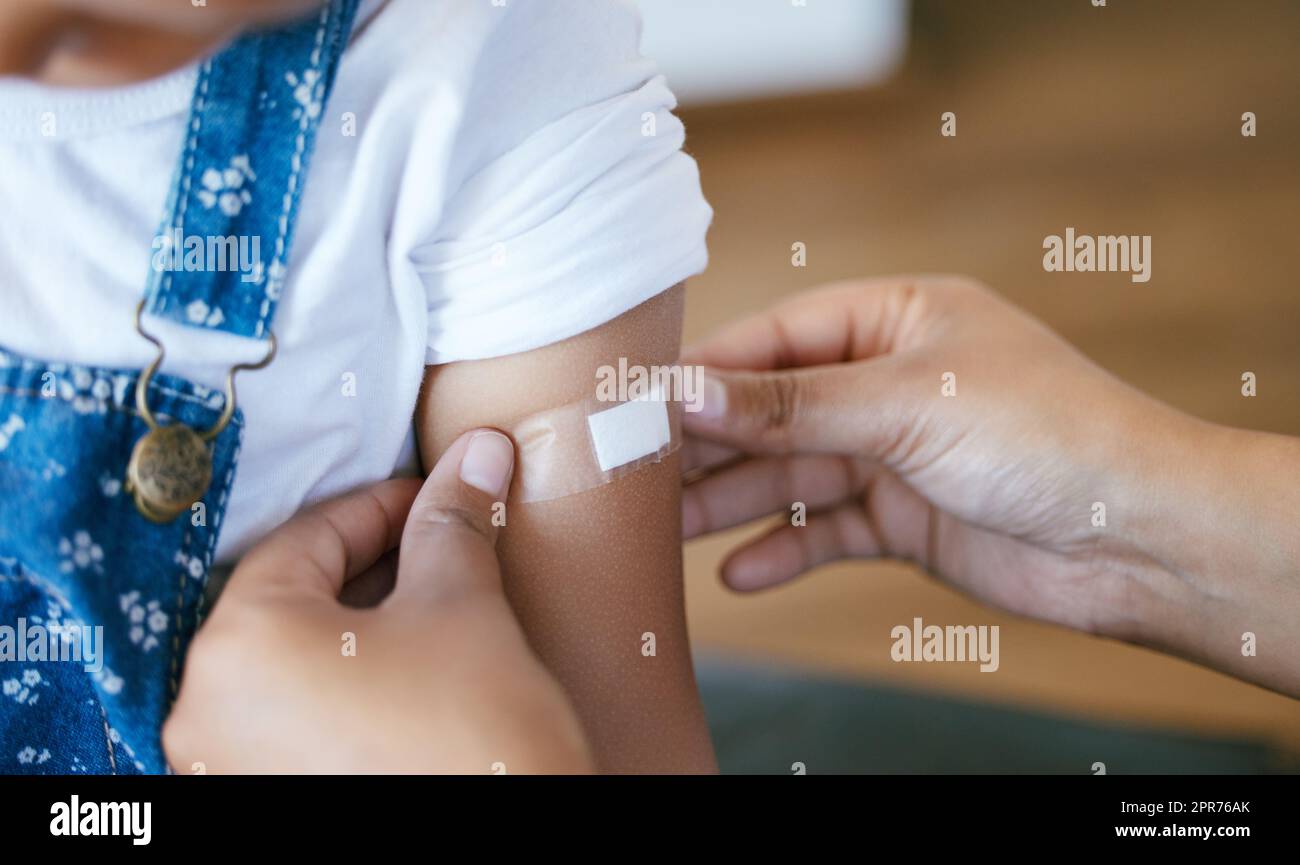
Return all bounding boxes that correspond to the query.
[508,390,682,503]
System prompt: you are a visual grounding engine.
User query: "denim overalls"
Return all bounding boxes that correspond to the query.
[0,0,359,774]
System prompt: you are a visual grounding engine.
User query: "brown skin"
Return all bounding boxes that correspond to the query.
[0,0,321,84]
[166,431,593,774]
[417,284,718,773]
[682,276,1300,697]
[166,272,1297,773]
[170,285,720,773]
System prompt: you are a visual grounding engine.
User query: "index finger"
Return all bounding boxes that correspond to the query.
[225,478,423,602]
[682,276,927,370]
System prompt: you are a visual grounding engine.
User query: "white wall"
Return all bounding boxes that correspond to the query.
[638,0,910,106]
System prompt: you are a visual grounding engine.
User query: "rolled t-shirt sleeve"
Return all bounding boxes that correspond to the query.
[410,1,711,365]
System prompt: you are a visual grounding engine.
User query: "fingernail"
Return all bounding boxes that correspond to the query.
[460,431,514,497]
[696,372,727,421]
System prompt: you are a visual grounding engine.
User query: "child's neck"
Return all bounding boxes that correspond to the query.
[0,8,224,86]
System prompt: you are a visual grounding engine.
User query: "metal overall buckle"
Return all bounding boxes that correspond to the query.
[125,300,276,523]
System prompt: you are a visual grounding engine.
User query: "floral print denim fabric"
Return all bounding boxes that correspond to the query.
[0,0,359,774]
[145,0,359,339]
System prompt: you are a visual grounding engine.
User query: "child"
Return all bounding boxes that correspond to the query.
[0,0,714,773]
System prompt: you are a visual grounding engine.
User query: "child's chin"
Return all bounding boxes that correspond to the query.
[67,0,325,35]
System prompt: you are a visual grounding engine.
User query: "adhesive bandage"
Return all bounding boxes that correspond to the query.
[508,389,683,503]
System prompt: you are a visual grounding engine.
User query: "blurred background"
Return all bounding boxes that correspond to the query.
[640,0,1300,772]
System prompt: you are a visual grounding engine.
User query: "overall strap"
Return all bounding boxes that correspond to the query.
[144,0,361,340]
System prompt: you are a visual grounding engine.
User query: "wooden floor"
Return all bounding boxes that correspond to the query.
[678,0,1300,754]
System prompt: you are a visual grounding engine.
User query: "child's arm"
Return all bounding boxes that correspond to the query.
[415,283,716,773]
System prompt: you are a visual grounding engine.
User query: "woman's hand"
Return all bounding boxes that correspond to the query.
[682,276,1300,695]
[163,430,593,774]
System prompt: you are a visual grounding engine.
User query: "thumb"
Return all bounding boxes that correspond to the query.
[686,360,917,459]
[387,429,515,608]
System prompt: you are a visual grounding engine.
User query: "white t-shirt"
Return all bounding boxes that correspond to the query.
[0,0,711,565]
